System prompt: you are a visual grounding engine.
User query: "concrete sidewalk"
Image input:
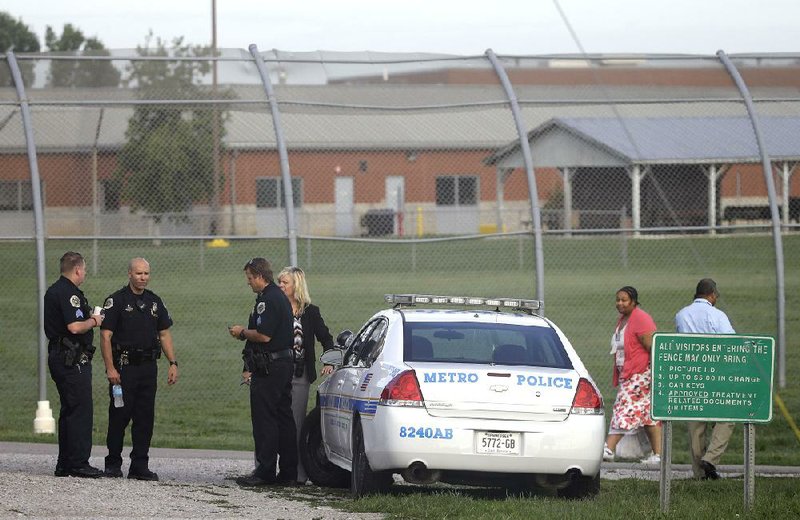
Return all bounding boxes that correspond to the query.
[0,440,253,461]
[601,459,800,480]
[3,441,798,480]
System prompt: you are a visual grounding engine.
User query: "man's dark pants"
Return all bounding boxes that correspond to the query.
[250,358,297,481]
[48,351,93,470]
[105,361,158,473]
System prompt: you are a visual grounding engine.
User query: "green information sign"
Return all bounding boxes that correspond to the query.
[651,333,774,423]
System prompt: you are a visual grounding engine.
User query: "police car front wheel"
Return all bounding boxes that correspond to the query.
[299,406,349,489]
[350,418,392,499]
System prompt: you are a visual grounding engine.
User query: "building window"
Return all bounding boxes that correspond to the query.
[256,177,302,208]
[0,180,36,211]
[101,179,121,212]
[435,175,477,206]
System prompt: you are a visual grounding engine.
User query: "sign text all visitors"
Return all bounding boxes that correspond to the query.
[651,333,774,422]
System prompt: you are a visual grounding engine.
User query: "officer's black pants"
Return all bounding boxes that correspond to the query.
[105,361,157,472]
[48,351,93,470]
[250,358,297,481]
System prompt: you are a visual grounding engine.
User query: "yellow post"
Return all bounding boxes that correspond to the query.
[416,206,424,237]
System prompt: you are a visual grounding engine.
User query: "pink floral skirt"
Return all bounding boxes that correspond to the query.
[609,371,659,431]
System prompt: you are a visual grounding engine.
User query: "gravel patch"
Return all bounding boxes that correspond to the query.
[0,444,382,519]
[3,442,797,518]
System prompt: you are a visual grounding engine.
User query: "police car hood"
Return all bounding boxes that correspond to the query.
[410,363,579,421]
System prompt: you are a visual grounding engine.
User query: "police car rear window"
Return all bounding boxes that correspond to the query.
[403,322,573,369]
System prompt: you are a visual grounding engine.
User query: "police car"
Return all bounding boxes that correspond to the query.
[299,294,605,498]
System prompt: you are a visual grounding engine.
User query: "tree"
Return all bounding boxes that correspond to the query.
[44,24,120,87]
[0,11,40,87]
[114,33,230,221]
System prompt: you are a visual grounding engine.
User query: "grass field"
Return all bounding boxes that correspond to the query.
[343,477,800,518]
[1,232,798,468]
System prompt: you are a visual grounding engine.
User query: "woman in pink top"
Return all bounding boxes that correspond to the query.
[603,286,661,464]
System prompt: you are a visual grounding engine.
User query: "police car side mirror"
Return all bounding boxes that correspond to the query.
[335,329,353,348]
[320,348,344,367]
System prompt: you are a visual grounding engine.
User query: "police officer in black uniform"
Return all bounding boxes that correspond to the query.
[44,251,104,478]
[229,257,297,487]
[99,257,178,481]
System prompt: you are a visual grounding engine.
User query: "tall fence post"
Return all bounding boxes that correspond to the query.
[717,50,786,389]
[248,45,298,266]
[485,49,545,308]
[6,51,55,433]
[91,108,104,275]
[620,205,629,269]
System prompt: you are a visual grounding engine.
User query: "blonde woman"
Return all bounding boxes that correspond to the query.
[277,266,334,485]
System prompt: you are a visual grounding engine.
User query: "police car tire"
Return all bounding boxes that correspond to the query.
[350,419,392,499]
[299,406,349,488]
[556,472,600,499]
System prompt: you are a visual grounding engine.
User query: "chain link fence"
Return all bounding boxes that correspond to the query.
[1,48,798,451]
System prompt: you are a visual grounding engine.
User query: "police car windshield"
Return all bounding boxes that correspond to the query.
[404,322,573,369]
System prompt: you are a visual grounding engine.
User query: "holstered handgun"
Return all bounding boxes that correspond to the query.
[60,337,93,367]
[243,349,270,376]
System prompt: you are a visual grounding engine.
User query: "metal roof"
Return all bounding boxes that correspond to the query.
[486,116,800,167]
[1,83,800,155]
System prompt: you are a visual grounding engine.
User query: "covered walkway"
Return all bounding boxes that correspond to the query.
[485,116,800,234]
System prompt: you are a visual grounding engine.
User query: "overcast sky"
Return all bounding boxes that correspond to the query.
[3,0,798,56]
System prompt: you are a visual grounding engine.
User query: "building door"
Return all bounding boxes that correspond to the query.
[335,176,354,236]
[386,176,405,236]
[434,175,479,234]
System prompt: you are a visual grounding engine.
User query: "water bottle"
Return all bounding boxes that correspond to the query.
[112,384,124,408]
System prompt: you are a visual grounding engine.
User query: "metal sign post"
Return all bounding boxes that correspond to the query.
[651,333,775,512]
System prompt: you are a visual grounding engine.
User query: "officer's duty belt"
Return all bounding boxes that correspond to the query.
[48,337,86,351]
[48,338,74,351]
[48,337,94,365]
[115,346,160,364]
[266,349,294,361]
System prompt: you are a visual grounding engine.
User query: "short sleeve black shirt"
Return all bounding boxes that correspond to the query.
[246,282,292,353]
[44,275,93,345]
[100,285,173,349]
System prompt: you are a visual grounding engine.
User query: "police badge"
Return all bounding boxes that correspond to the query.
[257,302,266,314]
[104,297,114,309]
[70,295,80,308]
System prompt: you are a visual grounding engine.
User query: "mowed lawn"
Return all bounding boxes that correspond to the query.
[1,232,798,469]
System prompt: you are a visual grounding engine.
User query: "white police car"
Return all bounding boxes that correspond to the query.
[299,294,605,498]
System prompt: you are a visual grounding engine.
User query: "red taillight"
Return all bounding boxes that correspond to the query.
[379,370,424,406]
[571,378,604,415]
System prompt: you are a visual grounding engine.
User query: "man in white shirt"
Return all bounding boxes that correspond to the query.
[675,278,735,480]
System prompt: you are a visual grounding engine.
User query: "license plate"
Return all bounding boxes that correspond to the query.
[475,431,520,455]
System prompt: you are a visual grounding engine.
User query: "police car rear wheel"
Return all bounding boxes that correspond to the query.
[351,419,392,498]
[299,406,349,488]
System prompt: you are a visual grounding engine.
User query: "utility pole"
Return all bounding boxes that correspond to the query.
[210,0,221,235]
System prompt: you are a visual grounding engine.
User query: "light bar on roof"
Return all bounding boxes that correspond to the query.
[384,294,543,313]
[516,298,542,311]
[385,294,414,304]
